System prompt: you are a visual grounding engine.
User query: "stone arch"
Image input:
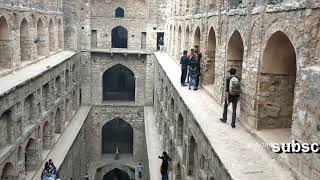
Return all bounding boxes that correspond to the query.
[176,163,181,180]
[48,19,55,52]
[176,26,182,60]
[0,109,12,149]
[72,90,77,114]
[204,26,216,85]
[102,64,135,101]
[101,118,133,154]
[194,26,200,47]
[185,26,190,50]
[209,177,215,180]
[55,76,62,99]
[258,31,296,129]
[43,121,50,150]
[24,94,34,125]
[188,136,197,176]
[37,18,46,57]
[54,108,62,134]
[58,19,63,49]
[227,30,244,79]
[176,113,183,146]
[169,98,175,123]
[20,18,31,62]
[115,7,125,18]
[112,26,128,48]
[25,138,37,171]
[0,16,11,69]
[65,98,71,124]
[172,26,176,56]
[65,69,70,89]
[18,146,23,162]
[103,168,130,180]
[42,83,50,111]
[1,162,14,179]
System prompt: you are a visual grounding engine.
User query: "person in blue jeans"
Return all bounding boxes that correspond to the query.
[180,50,189,86]
[220,68,239,128]
[159,151,171,180]
[188,53,199,91]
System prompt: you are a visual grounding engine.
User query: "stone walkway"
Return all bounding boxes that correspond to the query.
[154,52,295,180]
[144,107,162,180]
[0,51,76,96]
[31,106,91,180]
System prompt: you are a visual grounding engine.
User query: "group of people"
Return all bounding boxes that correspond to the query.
[41,159,59,180]
[180,46,202,91]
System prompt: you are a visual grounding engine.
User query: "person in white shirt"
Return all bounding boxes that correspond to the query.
[137,163,144,178]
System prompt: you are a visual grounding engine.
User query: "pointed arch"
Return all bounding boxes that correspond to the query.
[43,121,50,150]
[103,168,130,180]
[37,19,46,57]
[185,26,190,50]
[204,27,217,85]
[25,138,37,171]
[194,26,200,47]
[48,19,55,52]
[54,108,62,134]
[176,114,183,146]
[1,162,14,179]
[111,26,128,48]
[0,16,11,69]
[227,30,244,79]
[115,7,125,18]
[20,18,31,62]
[258,31,296,129]
[102,64,135,101]
[102,118,133,153]
[58,19,63,49]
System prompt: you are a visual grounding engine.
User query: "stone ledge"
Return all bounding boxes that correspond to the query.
[0,51,77,97]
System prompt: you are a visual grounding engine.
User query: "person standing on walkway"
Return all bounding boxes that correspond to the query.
[159,151,171,180]
[180,50,189,86]
[220,68,240,128]
[159,37,164,53]
[85,172,89,180]
[114,145,119,160]
[137,163,144,178]
[194,46,202,90]
[188,53,200,91]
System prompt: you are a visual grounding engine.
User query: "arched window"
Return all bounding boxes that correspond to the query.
[193,26,200,47]
[43,121,50,150]
[37,19,46,57]
[1,162,14,179]
[25,138,37,172]
[103,64,135,101]
[58,19,63,49]
[48,19,55,52]
[102,118,133,154]
[115,7,124,18]
[103,168,130,180]
[112,26,128,48]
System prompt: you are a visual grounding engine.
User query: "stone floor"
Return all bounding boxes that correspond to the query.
[154,52,296,180]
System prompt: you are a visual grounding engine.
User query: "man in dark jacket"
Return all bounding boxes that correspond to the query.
[180,50,188,86]
[194,46,202,90]
[188,53,200,91]
[220,68,240,128]
[159,151,171,180]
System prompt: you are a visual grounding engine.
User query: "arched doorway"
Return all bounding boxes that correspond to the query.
[176,163,181,180]
[258,31,296,129]
[25,138,37,172]
[188,136,197,176]
[43,121,50,150]
[176,114,183,146]
[204,27,216,85]
[193,26,200,47]
[103,168,130,180]
[101,118,133,154]
[1,162,14,179]
[0,16,10,69]
[112,26,128,48]
[48,19,55,52]
[37,19,46,57]
[185,26,190,50]
[115,7,124,18]
[55,108,61,134]
[58,19,63,49]
[20,18,31,62]
[227,31,244,79]
[102,64,135,101]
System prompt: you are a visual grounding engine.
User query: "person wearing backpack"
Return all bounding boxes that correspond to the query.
[220,68,240,128]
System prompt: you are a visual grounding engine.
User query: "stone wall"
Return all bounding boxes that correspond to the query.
[153,60,232,180]
[0,53,81,179]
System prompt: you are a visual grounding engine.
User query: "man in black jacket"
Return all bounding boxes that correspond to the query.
[159,151,171,180]
[180,50,188,86]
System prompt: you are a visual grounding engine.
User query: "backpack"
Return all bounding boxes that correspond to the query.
[229,76,241,96]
